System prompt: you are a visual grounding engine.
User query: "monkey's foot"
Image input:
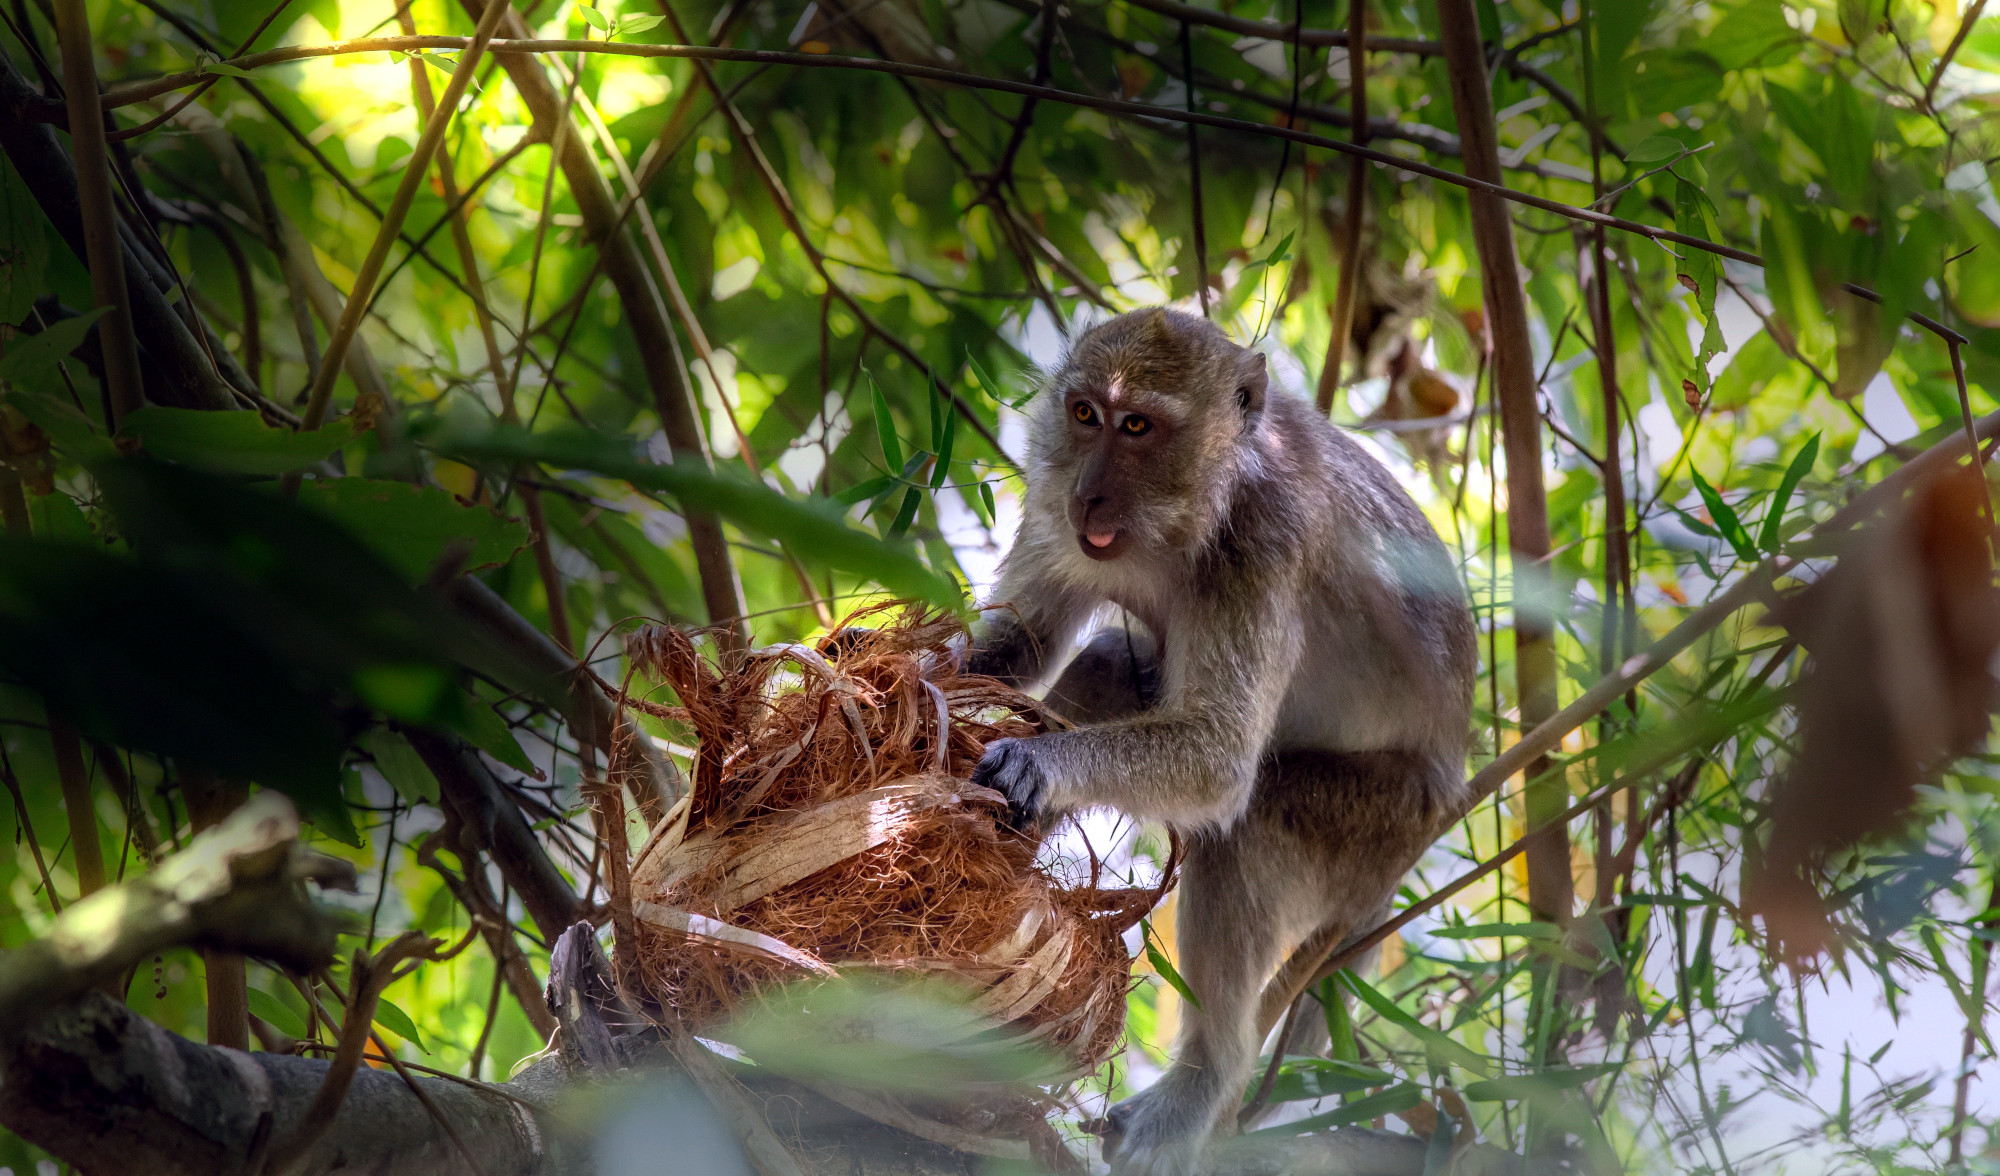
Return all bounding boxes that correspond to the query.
[1103,1084,1214,1176]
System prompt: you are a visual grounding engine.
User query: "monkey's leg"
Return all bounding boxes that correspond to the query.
[1105,750,1451,1175]
[1042,625,1160,726]
[1105,815,1321,1176]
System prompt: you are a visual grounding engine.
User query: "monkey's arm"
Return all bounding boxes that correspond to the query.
[964,554,1097,687]
[974,577,1303,829]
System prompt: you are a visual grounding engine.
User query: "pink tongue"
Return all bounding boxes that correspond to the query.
[1086,532,1116,549]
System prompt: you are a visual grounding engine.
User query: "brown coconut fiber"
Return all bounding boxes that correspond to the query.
[614,607,1163,1083]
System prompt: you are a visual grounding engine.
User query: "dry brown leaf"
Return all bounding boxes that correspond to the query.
[1747,464,2000,959]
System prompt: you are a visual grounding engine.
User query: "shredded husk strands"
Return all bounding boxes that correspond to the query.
[613,607,1161,1093]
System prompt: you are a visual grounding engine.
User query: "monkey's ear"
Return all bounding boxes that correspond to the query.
[1236,352,1268,415]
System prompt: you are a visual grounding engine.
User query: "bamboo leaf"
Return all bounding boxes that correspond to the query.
[1691,468,1761,562]
[1141,918,1201,1010]
[872,376,904,474]
[1343,972,1490,1076]
[1757,432,1819,554]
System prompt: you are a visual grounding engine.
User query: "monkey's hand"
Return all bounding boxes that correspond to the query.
[970,737,1049,828]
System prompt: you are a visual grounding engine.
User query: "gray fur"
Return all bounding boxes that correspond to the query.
[967,309,1475,1175]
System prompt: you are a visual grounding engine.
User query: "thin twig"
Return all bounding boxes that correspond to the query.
[291,0,511,440]
[112,36,1971,348]
[1180,19,1210,317]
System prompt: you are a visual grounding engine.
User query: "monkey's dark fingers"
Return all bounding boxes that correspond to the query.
[971,738,1047,829]
[816,626,878,661]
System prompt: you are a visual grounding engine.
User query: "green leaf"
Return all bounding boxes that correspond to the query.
[977,481,997,526]
[931,398,957,491]
[121,407,356,476]
[834,474,896,506]
[246,986,308,1038]
[1344,972,1490,1075]
[1141,918,1201,1010]
[966,351,1031,409]
[447,690,537,776]
[1460,1066,1623,1102]
[1673,172,1726,397]
[1430,921,1564,941]
[579,5,611,30]
[871,377,904,474]
[887,485,922,537]
[295,478,529,583]
[420,418,962,609]
[1252,1056,1396,1104]
[1690,468,1760,563]
[1757,433,1819,554]
[203,61,256,77]
[1246,1083,1423,1136]
[372,996,428,1053]
[616,12,663,33]
[0,306,108,385]
[1623,135,1685,166]
[359,728,439,803]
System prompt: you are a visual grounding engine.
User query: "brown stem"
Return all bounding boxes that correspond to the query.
[550,54,830,627]
[1436,0,1565,930]
[1315,0,1369,414]
[292,0,510,438]
[49,720,103,898]
[86,36,1980,349]
[1924,0,1988,111]
[1948,876,2000,1164]
[50,0,143,425]
[182,771,250,1050]
[463,2,750,646]
[269,934,441,1173]
[1180,20,1211,317]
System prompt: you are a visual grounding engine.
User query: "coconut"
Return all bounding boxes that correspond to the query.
[612,609,1162,1086]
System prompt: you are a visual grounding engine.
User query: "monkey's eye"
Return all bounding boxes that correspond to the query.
[1120,414,1152,436]
[1072,401,1100,426]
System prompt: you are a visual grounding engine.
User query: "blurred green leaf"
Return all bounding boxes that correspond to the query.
[1344,972,1490,1075]
[421,418,963,609]
[1246,1083,1423,1136]
[246,986,307,1039]
[122,407,356,476]
[296,478,529,582]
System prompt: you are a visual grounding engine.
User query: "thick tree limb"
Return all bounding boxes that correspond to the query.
[0,792,354,1044]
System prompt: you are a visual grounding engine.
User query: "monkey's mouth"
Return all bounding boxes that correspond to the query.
[1077,530,1123,561]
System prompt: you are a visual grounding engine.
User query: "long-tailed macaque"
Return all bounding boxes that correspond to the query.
[967,308,1476,1175]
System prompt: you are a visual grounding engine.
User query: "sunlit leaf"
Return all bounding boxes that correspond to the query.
[373,997,428,1053]
[1757,433,1819,554]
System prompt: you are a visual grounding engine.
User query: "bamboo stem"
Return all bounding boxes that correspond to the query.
[51,0,144,425]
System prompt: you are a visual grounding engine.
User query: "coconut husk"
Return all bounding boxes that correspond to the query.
[612,606,1161,1089]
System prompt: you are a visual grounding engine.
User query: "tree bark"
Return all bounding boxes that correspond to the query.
[1434,0,1568,928]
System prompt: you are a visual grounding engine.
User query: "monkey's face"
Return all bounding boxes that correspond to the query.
[1034,309,1268,563]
